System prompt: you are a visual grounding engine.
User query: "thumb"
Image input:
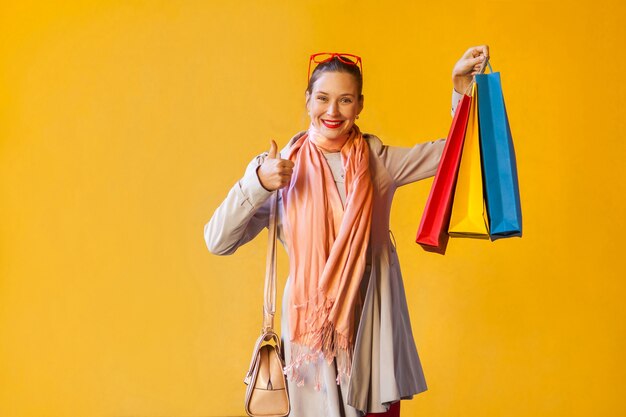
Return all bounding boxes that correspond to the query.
[267,140,278,159]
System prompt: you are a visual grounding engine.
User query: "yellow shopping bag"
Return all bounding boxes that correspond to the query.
[449,83,489,238]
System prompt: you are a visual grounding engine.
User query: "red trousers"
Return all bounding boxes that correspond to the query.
[365,401,400,417]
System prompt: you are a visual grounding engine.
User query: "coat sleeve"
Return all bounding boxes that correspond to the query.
[375,138,447,187]
[203,152,273,255]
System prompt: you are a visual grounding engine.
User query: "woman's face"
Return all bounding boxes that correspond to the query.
[306,71,364,142]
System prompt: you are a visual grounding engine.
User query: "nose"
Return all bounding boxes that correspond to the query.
[326,100,340,116]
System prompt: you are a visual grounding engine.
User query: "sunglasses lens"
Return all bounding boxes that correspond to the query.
[312,53,332,63]
[336,55,357,64]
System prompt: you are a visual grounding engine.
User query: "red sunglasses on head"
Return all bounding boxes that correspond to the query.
[307,52,363,81]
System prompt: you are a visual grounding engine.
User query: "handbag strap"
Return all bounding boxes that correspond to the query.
[262,191,279,333]
[243,193,282,386]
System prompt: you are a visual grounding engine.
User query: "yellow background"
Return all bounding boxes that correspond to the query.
[1,1,625,416]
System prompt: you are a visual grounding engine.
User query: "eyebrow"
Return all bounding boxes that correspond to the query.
[316,91,356,97]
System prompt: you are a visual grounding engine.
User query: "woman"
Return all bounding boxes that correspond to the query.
[205,46,489,417]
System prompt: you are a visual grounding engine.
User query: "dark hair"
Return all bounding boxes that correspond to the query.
[305,56,363,100]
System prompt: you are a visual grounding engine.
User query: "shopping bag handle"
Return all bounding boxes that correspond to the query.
[478,58,492,75]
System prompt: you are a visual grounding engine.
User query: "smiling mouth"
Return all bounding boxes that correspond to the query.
[322,119,344,129]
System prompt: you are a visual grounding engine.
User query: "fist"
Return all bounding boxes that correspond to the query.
[452,45,490,94]
[256,140,294,191]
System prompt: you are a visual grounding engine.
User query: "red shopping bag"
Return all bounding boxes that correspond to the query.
[416,93,472,252]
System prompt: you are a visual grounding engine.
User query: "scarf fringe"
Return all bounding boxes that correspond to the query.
[284,323,354,390]
[285,296,354,389]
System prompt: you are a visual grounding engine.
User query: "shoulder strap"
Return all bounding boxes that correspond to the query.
[262,192,279,332]
[243,192,284,386]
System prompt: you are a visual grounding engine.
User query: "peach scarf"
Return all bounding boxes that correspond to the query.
[281,124,373,386]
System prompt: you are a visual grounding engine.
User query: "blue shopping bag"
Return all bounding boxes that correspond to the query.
[475,65,522,239]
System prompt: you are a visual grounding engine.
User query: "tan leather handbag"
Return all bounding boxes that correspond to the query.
[244,192,290,417]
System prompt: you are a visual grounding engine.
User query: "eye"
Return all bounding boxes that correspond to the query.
[340,97,353,104]
[316,95,328,102]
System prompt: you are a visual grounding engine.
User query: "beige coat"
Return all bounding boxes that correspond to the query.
[205,130,447,413]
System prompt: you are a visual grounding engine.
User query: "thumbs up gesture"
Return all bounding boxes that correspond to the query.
[256,140,295,191]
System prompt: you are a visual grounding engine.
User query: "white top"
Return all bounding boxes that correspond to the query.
[321,152,346,203]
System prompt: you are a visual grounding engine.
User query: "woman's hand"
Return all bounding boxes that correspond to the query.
[452,45,490,94]
[257,140,294,191]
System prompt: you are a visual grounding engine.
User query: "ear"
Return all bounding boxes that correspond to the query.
[358,95,364,114]
[305,91,311,109]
